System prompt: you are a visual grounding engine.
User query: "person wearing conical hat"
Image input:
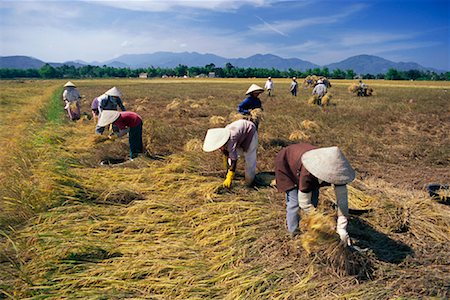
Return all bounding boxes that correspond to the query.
[62,81,82,121]
[237,84,264,115]
[97,110,144,159]
[312,79,327,105]
[289,77,298,96]
[274,143,356,245]
[264,77,274,97]
[203,119,258,188]
[95,87,126,134]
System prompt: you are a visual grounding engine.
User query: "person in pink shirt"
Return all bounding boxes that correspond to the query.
[97,110,144,159]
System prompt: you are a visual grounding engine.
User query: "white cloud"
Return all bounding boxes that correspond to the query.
[84,0,272,12]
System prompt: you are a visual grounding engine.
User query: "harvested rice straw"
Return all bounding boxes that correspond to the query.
[347,185,375,210]
[209,116,226,125]
[288,130,309,141]
[166,100,180,111]
[190,103,201,109]
[366,87,374,96]
[300,211,337,254]
[250,108,264,123]
[348,83,359,93]
[301,120,320,131]
[184,138,203,152]
[307,95,319,105]
[321,93,332,106]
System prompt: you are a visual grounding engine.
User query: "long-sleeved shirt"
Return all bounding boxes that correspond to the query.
[225,119,256,160]
[290,81,298,91]
[63,88,81,102]
[113,112,142,130]
[312,83,327,97]
[275,143,331,193]
[264,80,273,90]
[237,96,262,115]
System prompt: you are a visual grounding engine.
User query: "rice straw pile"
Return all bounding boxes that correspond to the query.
[209,115,226,125]
[288,130,310,141]
[321,93,332,106]
[301,120,320,131]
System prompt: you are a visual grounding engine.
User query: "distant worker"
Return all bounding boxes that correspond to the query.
[238,84,264,115]
[312,79,327,105]
[96,87,126,134]
[91,97,100,122]
[97,110,144,159]
[62,81,81,121]
[203,119,258,188]
[274,143,355,245]
[358,80,368,97]
[264,77,274,96]
[290,77,298,96]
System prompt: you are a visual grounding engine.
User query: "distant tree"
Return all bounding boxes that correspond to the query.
[385,68,402,80]
[331,68,346,79]
[39,64,59,78]
[345,69,356,79]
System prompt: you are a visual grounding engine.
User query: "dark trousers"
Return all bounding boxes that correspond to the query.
[129,122,143,158]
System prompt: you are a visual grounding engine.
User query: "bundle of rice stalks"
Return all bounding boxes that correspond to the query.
[347,185,375,210]
[135,105,147,113]
[209,116,226,126]
[190,103,201,109]
[303,75,319,88]
[307,95,319,105]
[166,100,180,111]
[366,87,374,96]
[321,93,332,106]
[229,112,244,122]
[300,211,372,277]
[288,130,310,141]
[249,108,264,127]
[184,138,203,152]
[301,120,320,131]
[348,83,359,93]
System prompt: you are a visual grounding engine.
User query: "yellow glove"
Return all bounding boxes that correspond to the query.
[223,170,235,188]
[223,155,229,170]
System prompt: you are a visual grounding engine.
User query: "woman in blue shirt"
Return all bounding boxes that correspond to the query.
[237,84,264,115]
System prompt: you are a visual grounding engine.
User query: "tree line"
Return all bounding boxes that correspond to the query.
[0,63,448,81]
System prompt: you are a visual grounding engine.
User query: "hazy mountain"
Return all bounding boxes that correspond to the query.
[0,55,46,69]
[325,54,432,74]
[1,53,440,73]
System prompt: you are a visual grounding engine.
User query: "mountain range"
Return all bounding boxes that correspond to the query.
[0,53,443,74]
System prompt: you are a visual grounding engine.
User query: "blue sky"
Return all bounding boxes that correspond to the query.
[0,0,448,70]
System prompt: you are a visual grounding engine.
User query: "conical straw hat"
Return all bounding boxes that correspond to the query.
[97,110,120,127]
[105,86,123,97]
[301,146,355,185]
[245,84,264,95]
[64,81,76,87]
[202,128,231,152]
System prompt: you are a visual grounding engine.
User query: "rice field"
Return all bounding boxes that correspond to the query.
[0,78,449,299]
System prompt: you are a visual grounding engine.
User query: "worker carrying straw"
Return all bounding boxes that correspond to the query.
[274,143,355,245]
[62,81,81,121]
[203,119,258,188]
[312,80,327,105]
[97,110,144,159]
[237,84,264,115]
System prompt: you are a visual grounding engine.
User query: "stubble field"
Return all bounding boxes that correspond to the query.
[0,78,449,299]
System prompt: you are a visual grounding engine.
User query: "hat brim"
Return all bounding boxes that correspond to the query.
[97,110,120,127]
[203,128,231,152]
[301,146,355,185]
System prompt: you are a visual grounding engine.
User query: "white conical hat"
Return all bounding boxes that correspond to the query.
[105,87,123,97]
[202,128,231,152]
[64,81,76,87]
[245,84,264,95]
[301,146,355,185]
[97,110,120,127]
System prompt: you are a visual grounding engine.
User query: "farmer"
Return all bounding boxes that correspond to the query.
[264,77,274,96]
[203,119,258,188]
[97,110,144,159]
[62,81,81,121]
[96,87,126,134]
[274,143,355,245]
[237,84,264,115]
[358,80,368,97]
[290,77,298,96]
[312,79,327,105]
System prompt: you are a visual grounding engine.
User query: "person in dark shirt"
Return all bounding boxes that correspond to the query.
[97,110,144,159]
[275,143,355,244]
[237,84,264,115]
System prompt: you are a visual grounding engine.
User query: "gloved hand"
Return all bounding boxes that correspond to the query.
[298,191,314,214]
[336,215,351,246]
[223,155,229,170]
[223,170,235,188]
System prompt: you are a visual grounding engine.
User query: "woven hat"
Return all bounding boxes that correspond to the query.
[301,146,355,185]
[105,87,123,97]
[317,80,323,84]
[64,81,76,87]
[245,84,264,95]
[202,128,231,152]
[97,110,120,127]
